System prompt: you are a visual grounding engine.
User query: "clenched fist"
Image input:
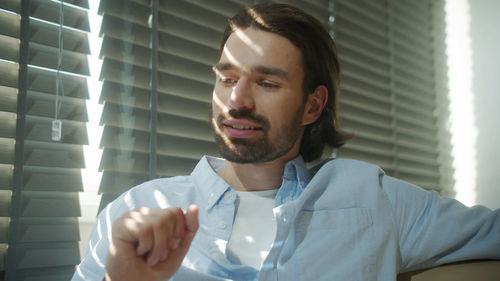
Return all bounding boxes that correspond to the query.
[105,205,199,281]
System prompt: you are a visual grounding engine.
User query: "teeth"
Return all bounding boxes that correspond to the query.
[231,124,258,130]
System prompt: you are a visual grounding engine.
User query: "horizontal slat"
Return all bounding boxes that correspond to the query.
[156,134,217,159]
[0,111,16,138]
[158,94,210,121]
[98,193,120,212]
[30,18,90,54]
[341,68,389,94]
[99,170,148,195]
[0,8,20,39]
[26,91,88,121]
[0,137,15,165]
[340,56,390,84]
[101,102,213,141]
[29,42,90,76]
[99,125,149,153]
[336,40,390,72]
[100,148,199,176]
[100,101,151,130]
[0,0,20,14]
[0,243,7,270]
[159,0,227,32]
[0,164,13,190]
[342,93,391,118]
[0,190,11,217]
[0,59,19,88]
[185,0,246,18]
[30,0,90,32]
[27,66,89,100]
[98,0,149,26]
[335,1,386,37]
[12,265,77,281]
[19,217,79,243]
[341,105,392,130]
[393,88,435,109]
[100,80,212,118]
[99,14,149,47]
[336,144,393,169]
[23,166,83,192]
[20,191,80,217]
[99,80,150,108]
[24,140,85,168]
[0,217,8,242]
[99,148,149,173]
[157,155,199,176]
[0,85,18,113]
[15,242,80,269]
[25,116,88,145]
[0,33,19,62]
[100,125,216,158]
[392,2,432,36]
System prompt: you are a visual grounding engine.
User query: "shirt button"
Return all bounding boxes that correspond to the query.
[218,221,227,229]
[212,253,223,261]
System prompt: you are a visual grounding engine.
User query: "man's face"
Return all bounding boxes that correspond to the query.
[211,27,307,163]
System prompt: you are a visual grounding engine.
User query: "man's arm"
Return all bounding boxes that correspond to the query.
[381,175,500,272]
[72,203,198,281]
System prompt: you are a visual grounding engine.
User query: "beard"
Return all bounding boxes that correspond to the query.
[211,107,304,164]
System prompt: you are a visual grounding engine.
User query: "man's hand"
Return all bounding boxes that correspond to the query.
[105,205,199,281]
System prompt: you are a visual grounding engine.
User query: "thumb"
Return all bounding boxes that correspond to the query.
[184,205,199,236]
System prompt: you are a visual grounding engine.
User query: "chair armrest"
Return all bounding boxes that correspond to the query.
[397,260,500,281]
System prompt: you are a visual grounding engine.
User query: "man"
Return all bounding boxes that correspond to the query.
[73,3,500,281]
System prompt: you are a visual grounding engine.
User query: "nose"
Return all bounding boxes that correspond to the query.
[229,78,255,111]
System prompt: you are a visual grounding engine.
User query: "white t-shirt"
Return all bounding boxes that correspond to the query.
[226,189,278,269]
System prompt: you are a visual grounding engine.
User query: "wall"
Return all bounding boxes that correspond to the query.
[470,0,500,209]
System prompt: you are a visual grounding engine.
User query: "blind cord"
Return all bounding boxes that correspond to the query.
[52,0,64,141]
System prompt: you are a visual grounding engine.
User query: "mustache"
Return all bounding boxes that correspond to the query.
[217,109,270,129]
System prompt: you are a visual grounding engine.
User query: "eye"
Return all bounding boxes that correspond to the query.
[218,77,237,86]
[258,80,279,89]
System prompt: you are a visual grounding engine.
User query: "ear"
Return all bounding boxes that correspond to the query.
[302,85,328,126]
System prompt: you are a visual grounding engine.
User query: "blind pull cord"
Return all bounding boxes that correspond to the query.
[52,0,64,141]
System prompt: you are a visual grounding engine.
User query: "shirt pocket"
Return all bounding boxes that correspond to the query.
[293,208,376,281]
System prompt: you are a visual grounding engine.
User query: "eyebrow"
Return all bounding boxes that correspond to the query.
[213,62,289,79]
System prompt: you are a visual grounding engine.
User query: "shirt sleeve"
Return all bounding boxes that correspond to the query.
[71,205,114,281]
[381,175,500,272]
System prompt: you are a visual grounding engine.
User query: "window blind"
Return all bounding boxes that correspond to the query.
[0,0,90,280]
[97,0,251,211]
[333,0,454,195]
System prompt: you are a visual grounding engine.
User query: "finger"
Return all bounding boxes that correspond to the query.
[148,208,184,265]
[184,205,199,239]
[162,205,198,266]
[135,222,154,257]
[170,208,185,250]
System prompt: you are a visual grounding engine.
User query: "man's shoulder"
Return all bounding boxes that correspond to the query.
[319,158,384,176]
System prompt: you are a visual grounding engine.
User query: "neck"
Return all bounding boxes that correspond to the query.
[218,154,298,191]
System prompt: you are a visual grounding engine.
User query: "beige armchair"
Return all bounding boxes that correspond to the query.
[397,260,500,281]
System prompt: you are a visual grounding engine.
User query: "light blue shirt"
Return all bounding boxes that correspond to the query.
[73,156,500,281]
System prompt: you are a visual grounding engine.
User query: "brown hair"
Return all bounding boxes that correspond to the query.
[220,3,349,162]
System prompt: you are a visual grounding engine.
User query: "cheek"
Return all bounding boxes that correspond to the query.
[212,89,227,114]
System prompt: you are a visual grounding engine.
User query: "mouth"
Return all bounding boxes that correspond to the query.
[222,120,263,138]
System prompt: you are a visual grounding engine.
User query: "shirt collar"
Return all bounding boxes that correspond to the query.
[191,156,231,210]
[191,155,311,209]
[283,155,311,189]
